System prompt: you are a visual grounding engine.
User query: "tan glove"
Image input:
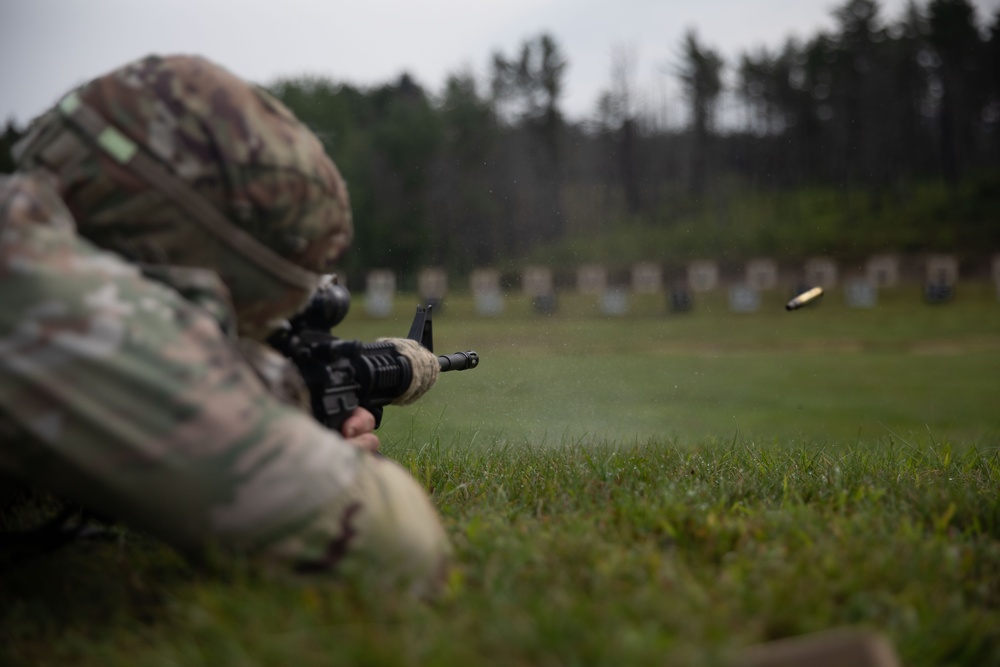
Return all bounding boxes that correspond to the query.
[377,337,440,405]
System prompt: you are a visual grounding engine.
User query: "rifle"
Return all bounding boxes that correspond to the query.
[267,276,479,432]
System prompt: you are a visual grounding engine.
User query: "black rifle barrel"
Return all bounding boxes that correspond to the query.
[438,350,479,372]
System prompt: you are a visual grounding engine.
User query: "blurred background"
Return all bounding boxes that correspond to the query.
[2,0,998,286]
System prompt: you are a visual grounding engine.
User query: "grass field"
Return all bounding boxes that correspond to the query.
[2,284,999,666]
[373,284,1000,448]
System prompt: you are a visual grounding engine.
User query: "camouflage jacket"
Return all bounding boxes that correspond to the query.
[0,173,449,593]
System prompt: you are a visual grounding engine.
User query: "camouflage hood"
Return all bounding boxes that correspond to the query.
[14,54,353,338]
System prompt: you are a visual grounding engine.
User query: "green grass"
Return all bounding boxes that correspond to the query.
[372,283,1000,447]
[2,285,999,666]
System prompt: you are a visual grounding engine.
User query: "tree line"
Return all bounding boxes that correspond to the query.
[2,0,998,280]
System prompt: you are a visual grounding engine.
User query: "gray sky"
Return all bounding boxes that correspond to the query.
[2,0,998,126]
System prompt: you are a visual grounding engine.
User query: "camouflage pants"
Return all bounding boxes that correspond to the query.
[0,174,449,595]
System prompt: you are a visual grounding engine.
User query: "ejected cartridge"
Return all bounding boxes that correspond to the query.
[786,286,824,311]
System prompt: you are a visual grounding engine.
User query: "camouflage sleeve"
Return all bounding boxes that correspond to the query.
[0,174,449,594]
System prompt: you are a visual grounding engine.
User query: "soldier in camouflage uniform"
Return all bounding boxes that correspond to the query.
[0,55,449,595]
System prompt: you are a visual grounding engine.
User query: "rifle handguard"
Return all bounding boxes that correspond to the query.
[267,280,480,432]
[377,337,440,405]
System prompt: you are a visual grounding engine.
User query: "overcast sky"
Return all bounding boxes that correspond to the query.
[2,0,997,126]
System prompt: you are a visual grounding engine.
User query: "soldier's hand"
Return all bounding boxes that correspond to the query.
[377,337,440,405]
[342,408,380,453]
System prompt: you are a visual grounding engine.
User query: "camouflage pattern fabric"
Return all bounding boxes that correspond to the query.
[14,54,353,340]
[0,173,449,595]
